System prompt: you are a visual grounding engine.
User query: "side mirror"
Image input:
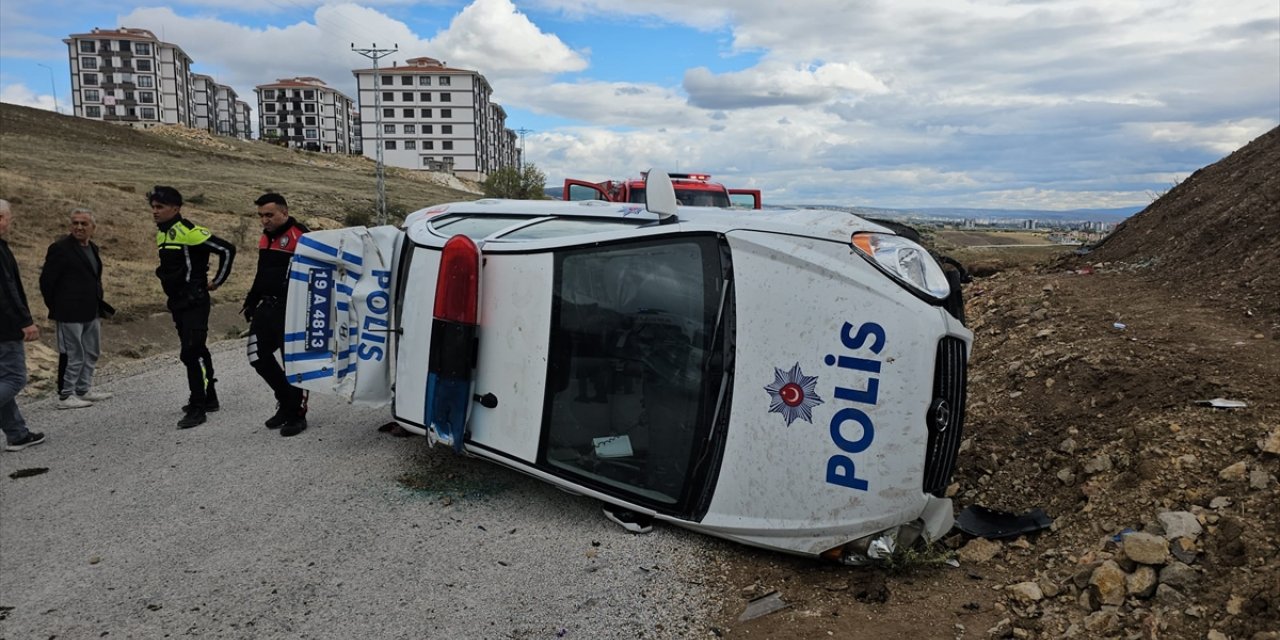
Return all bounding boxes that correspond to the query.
[644,168,678,222]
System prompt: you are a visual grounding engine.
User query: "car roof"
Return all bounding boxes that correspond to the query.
[403,198,894,247]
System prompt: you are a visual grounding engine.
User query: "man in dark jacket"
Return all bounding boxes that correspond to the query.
[242,193,310,437]
[150,186,236,429]
[41,208,111,409]
[0,199,46,452]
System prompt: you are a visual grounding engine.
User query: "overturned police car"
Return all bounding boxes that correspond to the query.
[282,172,971,562]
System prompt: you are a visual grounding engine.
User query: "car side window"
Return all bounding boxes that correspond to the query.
[543,236,725,508]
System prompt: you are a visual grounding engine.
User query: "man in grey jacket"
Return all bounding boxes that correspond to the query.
[0,199,47,452]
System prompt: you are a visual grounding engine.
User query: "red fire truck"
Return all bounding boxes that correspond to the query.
[563,172,762,209]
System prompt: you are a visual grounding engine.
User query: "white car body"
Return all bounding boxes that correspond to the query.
[283,189,971,560]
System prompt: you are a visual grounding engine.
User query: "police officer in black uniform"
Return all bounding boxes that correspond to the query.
[242,193,309,437]
[150,186,236,429]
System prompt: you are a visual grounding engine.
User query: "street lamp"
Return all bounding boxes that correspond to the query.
[36,63,59,114]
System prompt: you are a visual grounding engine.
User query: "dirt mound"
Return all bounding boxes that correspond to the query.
[1088,126,1280,322]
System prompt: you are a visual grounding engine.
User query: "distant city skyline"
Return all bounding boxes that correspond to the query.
[1,0,1276,209]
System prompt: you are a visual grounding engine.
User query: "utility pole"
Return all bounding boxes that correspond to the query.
[352,43,398,225]
[36,63,59,114]
[515,127,533,169]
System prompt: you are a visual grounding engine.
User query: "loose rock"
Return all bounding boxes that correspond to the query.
[1156,511,1202,541]
[1007,581,1043,602]
[1088,560,1127,607]
[1122,532,1170,565]
[1158,561,1199,589]
[1126,565,1158,598]
[1218,461,1248,481]
[957,537,1002,564]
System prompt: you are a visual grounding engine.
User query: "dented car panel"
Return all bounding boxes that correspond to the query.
[283,196,971,558]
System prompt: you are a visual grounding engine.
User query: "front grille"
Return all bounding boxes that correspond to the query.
[923,337,968,496]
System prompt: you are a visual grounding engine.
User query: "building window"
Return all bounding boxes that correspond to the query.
[381,108,393,118]
[383,124,396,134]
[86,106,102,118]
[380,75,392,85]
[263,89,276,100]
[99,39,112,51]
[305,116,317,126]
[418,76,431,86]
[134,42,152,55]
[139,91,155,104]
[304,103,316,113]
[135,59,152,72]
[424,141,434,150]
[423,125,433,134]
[382,91,394,102]
[385,140,397,150]
[423,157,433,166]
[80,57,98,70]
[439,76,451,86]
[420,108,432,118]
[405,140,417,150]
[79,41,96,53]
[403,124,416,134]
[440,109,452,118]
[400,76,412,86]
[82,73,98,86]
[265,116,277,125]
[401,92,413,102]
[443,156,453,165]
[440,93,452,103]
[84,89,100,102]
[402,108,414,118]
[441,125,453,134]
[141,107,156,120]
[305,129,318,139]
[304,90,315,100]
[442,141,454,150]
[421,92,432,102]
[137,75,154,88]
[265,103,276,113]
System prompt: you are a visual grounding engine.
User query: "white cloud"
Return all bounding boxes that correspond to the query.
[0,83,59,112]
[428,0,588,79]
[684,60,888,109]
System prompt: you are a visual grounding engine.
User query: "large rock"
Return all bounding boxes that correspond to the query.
[1156,511,1203,541]
[1126,565,1158,598]
[1089,560,1128,607]
[1219,461,1249,481]
[957,537,1002,563]
[1122,532,1170,565]
[1008,581,1044,602]
[1262,427,1280,456]
[1158,561,1199,589]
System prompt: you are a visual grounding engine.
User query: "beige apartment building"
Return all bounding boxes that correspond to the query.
[64,27,196,128]
[352,57,520,179]
[255,77,359,154]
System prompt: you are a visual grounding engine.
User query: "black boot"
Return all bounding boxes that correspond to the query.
[264,404,291,429]
[177,408,207,429]
[204,379,220,412]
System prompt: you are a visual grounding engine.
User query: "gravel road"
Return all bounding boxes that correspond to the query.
[0,340,717,639]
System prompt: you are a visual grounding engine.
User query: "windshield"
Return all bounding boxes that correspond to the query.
[542,236,729,510]
[627,187,732,208]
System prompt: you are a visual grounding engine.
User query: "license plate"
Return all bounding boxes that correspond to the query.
[305,268,334,352]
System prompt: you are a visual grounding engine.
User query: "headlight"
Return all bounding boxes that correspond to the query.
[851,232,951,301]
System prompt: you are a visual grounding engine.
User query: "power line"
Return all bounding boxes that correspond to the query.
[352,43,398,226]
[515,127,533,169]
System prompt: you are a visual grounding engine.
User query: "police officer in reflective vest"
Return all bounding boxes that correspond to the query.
[242,193,310,437]
[150,186,236,429]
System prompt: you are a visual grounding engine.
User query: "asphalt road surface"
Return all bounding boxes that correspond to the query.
[0,341,715,639]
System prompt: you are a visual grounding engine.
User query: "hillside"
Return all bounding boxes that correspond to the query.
[0,102,480,383]
[1088,126,1280,318]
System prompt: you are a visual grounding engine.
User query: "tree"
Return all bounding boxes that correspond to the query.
[483,164,546,199]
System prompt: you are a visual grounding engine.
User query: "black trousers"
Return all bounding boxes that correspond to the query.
[247,300,305,413]
[170,302,214,403]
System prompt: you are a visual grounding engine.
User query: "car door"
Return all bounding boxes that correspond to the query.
[728,189,762,209]
[563,179,609,201]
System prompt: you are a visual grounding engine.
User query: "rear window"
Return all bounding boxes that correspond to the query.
[541,236,728,510]
[430,215,532,239]
[628,187,730,208]
[498,218,645,241]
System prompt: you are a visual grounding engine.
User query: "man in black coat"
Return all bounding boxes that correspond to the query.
[1,198,46,451]
[40,208,111,409]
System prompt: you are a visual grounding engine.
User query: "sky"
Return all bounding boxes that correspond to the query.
[1,0,1277,210]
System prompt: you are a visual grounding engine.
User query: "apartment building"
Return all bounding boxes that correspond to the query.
[64,27,195,128]
[234,101,252,139]
[352,57,520,179]
[255,77,359,154]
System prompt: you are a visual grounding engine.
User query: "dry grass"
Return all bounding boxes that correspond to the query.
[0,102,480,320]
